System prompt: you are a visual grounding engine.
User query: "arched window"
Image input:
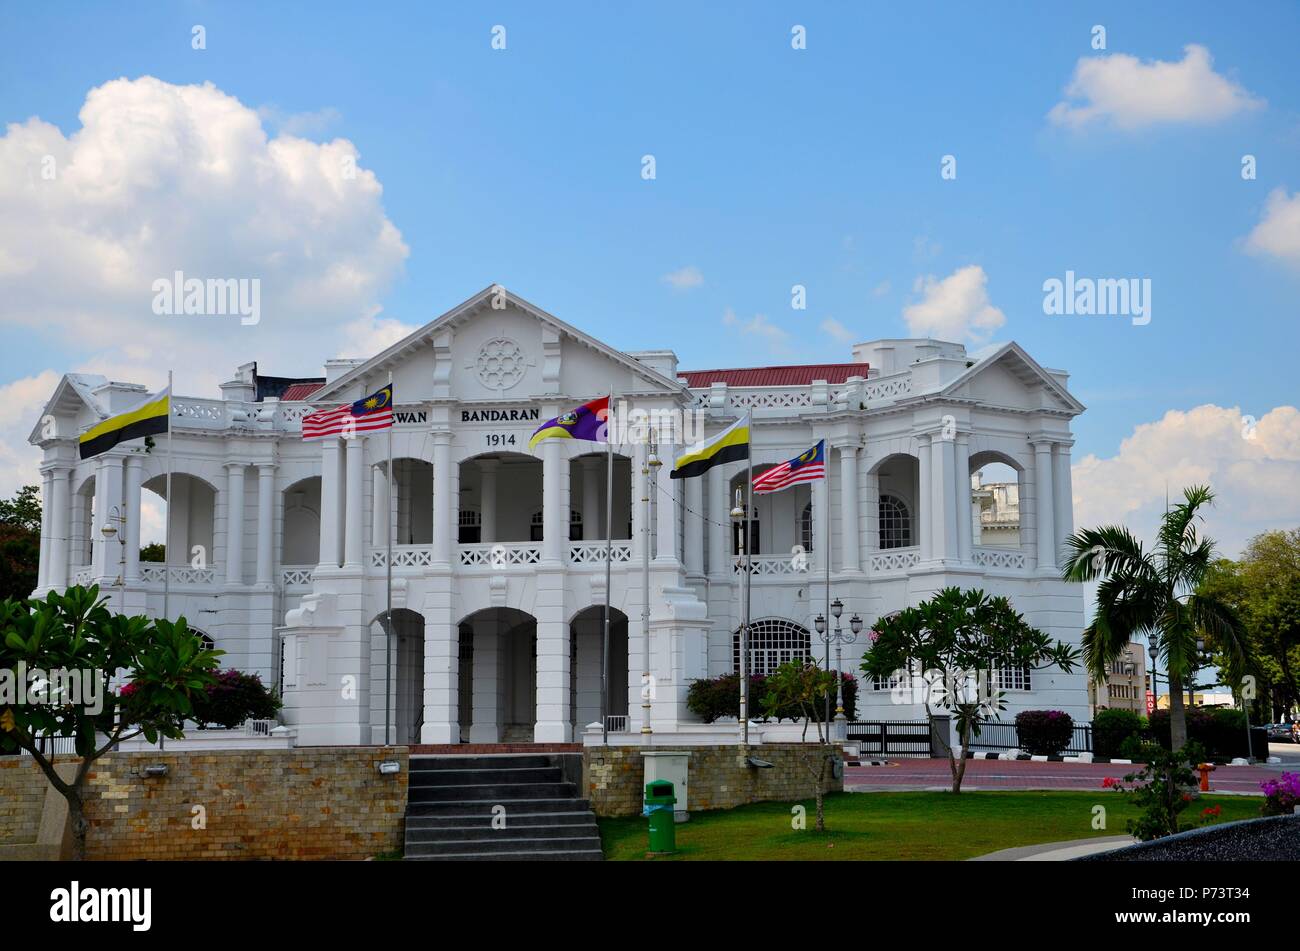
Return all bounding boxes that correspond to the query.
[800,502,814,554]
[879,494,912,549]
[458,508,481,544]
[530,510,582,542]
[731,506,759,556]
[732,618,812,676]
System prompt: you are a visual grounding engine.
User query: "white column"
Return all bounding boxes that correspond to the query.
[38,469,53,588]
[124,456,143,583]
[916,434,932,561]
[955,434,973,562]
[541,438,568,563]
[372,464,389,549]
[1053,442,1074,559]
[479,459,497,544]
[1033,439,1056,573]
[706,464,727,575]
[863,466,880,553]
[318,439,341,568]
[256,463,275,586]
[344,437,364,568]
[655,464,678,564]
[931,435,958,562]
[224,462,245,585]
[431,432,453,567]
[581,457,600,540]
[49,468,70,589]
[630,442,647,561]
[839,445,860,573]
[421,611,458,743]
[92,455,122,582]
[684,472,704,575]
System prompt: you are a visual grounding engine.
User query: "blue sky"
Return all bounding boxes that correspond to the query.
[2,1,1298,552]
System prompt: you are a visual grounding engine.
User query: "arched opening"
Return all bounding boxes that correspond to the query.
[458,607,537,743]
[728,467,813,558]
[569,606,629,732]
[142,473,218,567]
[71,474,96,571]
[374,608,425,746]
[459,453,542,543]
[968,451,1024,549]
[870,453,920,551]
[281,476,320,566]
[733,618,813,676]
[569,452,633,542]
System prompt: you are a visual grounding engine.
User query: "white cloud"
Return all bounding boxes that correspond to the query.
[902,265,1005,344]
[256,104,343,138]
[338,308,419,357]
[820,317,855,344]
[661,265,704,291]
[1071,404,1300,557]
[1244,187,1300,267]
[0,76,409,495]
[722,308,790,355]
[0,371,60,500]
[1049,44,1263,130]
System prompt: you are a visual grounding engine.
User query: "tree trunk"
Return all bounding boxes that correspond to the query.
[815,753,827,832]
[1167,670,1188,750]
[950,721,970,794]
[68,789,88,861]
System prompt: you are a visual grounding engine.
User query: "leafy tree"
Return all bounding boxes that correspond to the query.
[139,542,166,563]
[0,586,220,859]
[0,485,41,601]
[1062,485,1251,750]
[861,587,1079,794]
[761,659,837,831]
[1197,530,1300,721]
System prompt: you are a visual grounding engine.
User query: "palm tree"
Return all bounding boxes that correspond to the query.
[1061,485,1250,750]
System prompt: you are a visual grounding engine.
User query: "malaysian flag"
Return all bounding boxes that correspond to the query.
[752,439,825,493]
[302,384,394,440]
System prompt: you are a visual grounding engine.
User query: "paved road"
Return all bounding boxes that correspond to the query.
[846,751,1293,794]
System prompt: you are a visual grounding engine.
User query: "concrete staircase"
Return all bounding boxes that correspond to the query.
[404,753,603,861]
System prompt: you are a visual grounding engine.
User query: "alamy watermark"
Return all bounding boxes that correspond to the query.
[151,270,261,325]
[0,662,105,715]
[1042,270,1150,326]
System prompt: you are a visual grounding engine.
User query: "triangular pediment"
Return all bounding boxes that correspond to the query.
[940,342,1085,415]
[313,285,688,406]
[27,373,111,446]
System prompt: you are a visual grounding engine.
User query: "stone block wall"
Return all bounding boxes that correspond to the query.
[0,756,50,845]
[0,747,408,860]
[583,743,845,817]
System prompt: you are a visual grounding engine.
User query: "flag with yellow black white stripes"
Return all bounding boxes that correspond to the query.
[78,387,170,459]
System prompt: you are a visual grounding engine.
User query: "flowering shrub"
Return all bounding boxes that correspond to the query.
[1014,709,1074,756]
[686,670,856,723]
[190,669,281,729]
[1101,742,1206,841]
[1259,772,1300,817]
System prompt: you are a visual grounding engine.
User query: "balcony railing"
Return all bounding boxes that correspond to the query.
[370,546,435,569]
[970,546,1027,571]
[140,564,218,586]
[459,542,542,568]
[569,541,633,565]
[731,553,812,576]
[281,566,314,587]
[867,546,920,574]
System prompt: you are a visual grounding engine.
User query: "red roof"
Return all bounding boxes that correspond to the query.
[282,382,326,401]
[679,363,868,388]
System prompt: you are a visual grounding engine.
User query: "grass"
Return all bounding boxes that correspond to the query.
[597,791,1264,861]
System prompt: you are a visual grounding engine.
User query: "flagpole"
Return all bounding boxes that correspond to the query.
[601,391,614,746]
[163,369,173,622]
[823,439,832,732]
[742,418,753,747]
[385,371,394,747]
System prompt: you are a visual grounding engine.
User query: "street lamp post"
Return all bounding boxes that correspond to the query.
[814,600,858,742]
[1147,641,1159,713]
[100,505,127,614]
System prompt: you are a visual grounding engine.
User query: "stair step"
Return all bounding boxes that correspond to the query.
[405,810,596,830]
[406,797,591,817]
[410,782,577,802]
[408,767,563,786]
[410,754,556,771]
[405,822,598,843]
[407,849,604,861]
[405,835,603,857]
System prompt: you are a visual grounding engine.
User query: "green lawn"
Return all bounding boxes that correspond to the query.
[598,791,1264,861]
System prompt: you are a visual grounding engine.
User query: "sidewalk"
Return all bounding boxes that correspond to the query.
[969,835,1135,861]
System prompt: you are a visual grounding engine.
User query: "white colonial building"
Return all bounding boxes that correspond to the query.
[29,286,1088,746]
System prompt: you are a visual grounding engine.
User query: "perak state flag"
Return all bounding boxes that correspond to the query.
[529,396,610,451]
[669,414,750,479]
[78,387,170,460]
[302,384,394,440]
[752,439,826,494]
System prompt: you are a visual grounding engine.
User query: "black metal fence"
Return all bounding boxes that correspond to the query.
[844,720,933,757]
[966,720,1093,756]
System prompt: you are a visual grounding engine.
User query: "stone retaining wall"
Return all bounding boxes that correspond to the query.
[583,743,845,817]
[0,747,408,861]
[0,756,50,846]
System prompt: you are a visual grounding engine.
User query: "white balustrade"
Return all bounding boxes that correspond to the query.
[867,547,920,573]
[458,542,542,568]
[568,541,633,565]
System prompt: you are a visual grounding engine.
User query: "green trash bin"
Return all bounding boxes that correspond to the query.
[643,780,677,854]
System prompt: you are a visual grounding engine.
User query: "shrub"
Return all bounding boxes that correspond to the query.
[190,669,281,728]
[1014,709,1075,756]
[1093,707,1145,759]
[1104,742,1207,841]
[1148,706,1249,759]
[1118,734,1158,762]
[686,671,856,723]
[1259,772,1300,817]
